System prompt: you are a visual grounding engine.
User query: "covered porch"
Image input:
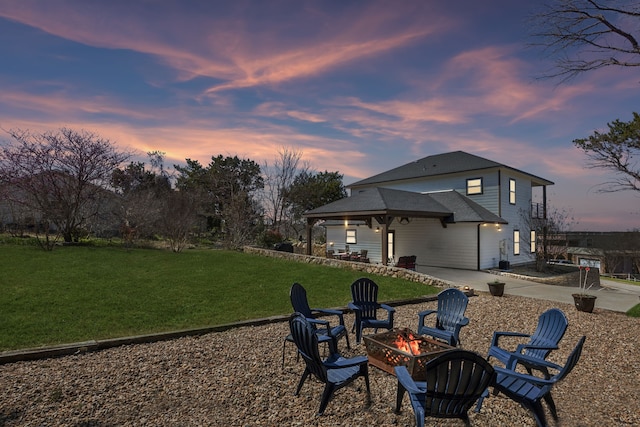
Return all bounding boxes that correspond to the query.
[303,187,507,267]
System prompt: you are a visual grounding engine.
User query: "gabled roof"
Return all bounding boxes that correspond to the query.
[348,151,554,188]
[304,187,506,224]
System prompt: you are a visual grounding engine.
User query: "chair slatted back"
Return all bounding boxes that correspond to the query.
[290,283,313,319]
[424,350,495,417]
[350,278,379,319]
[289,313,328,383]
[436,288,469,331]
[526,308,568,360]
[551,335,586,383]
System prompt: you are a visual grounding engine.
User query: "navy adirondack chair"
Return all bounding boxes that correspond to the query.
[348,278,395,343]
[395,350,496,427]
[487,308,568,376]
[283,283,350,367]
[485,336,587,427]
[288,313,371,415]
[417,288,469,347]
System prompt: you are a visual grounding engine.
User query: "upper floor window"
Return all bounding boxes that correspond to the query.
[513,230,520,256]
[509,179,516,204]
[467,178,483,195]
[530,230,536,253]
[346,229,357,244]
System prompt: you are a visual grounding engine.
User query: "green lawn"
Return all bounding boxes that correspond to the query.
[0,244,438,351]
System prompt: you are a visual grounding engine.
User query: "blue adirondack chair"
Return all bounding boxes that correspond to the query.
[283,283,350,367]
[395,349,496,427]
[487,308,568,377]
[417,288,469,347]
[487,336,587,427]
[288,312,371,415]
[348,277,395,343]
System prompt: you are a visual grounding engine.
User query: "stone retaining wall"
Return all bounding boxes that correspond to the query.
[243,246,453,288]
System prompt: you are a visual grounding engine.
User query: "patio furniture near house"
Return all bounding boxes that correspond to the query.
[395,255,417,270]
[288,313,371,415]
[282,283,350,367]
[395,349,495,427]
[480,336,587,427]
[349,277,395,344]
[417,288,469,347]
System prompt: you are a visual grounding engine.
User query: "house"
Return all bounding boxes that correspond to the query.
[303,151,553,270]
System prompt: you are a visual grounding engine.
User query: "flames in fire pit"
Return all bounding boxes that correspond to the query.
[393,331,422,355]
[364,328,454,379]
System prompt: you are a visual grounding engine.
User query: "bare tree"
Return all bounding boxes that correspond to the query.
[0,127,130,246]
[262,147,308,236]
[531,0,640,81]
[157,190,200,252]
[521,203,578,270]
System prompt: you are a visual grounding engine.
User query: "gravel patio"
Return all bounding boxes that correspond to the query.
[1,292,638,426]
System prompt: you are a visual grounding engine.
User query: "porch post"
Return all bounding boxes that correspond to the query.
[305,218,314,255]
[381,222,388,265]
[378,215,393,265]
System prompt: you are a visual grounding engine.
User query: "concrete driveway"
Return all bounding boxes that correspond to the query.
[416,265,640,313]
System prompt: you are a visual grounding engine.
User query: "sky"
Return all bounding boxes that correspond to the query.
[0,0,638,231]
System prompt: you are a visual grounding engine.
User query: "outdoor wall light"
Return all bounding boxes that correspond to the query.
[375,227,380,233]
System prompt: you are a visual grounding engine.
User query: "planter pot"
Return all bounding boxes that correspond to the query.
[488,282,505,297]
[572,293,597,313]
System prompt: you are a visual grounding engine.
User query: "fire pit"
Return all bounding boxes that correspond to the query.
[363,328,454,380]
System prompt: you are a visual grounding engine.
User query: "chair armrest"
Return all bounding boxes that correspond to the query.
[348,302,361,311]
[515,343,558,354]
[394,366,423,394]
[494,366,555,386]
[324,355,368,369]
[417,309,436,327]
[490,331,531,347]
[313,307,343,316]
[313,308,346,325]
[307,318,329,327]
[504,352,563,372]
[380,303,396,313]
[460,316,470,326]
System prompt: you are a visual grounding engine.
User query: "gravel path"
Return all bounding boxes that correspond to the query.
[1,293,638,426]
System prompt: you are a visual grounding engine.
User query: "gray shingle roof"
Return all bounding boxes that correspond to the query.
[348,151,553,187]
[304,187,506,224]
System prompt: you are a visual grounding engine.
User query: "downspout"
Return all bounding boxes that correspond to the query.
[477,224,481,271]
[498,170,502,217]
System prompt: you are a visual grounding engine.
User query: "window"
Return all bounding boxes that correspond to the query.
[346,229,357,244]
[387,230,395,262]
[509,179,516,204]
[530,230,536,253]
[467,178,483,195]
[513,230,520,256]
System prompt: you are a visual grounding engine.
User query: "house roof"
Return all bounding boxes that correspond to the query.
[304,187,507,224]
[348,151,554,188]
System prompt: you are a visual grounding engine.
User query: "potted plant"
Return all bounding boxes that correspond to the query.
[488,278,505,297]
[572,266,597,312]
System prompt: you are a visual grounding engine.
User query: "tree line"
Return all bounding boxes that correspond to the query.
[0,128,346,251]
